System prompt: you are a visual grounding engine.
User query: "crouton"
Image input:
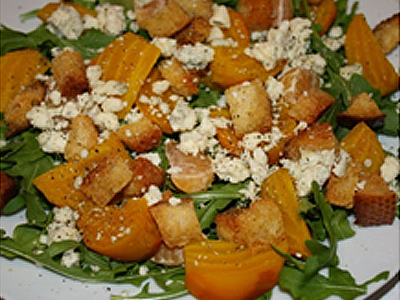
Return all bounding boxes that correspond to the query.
[123,157,166,198]
[52,49,89,98]
[288,88,335,124]
[280,68,320,105]
[175,17,212,45]
[0,171,18,213]
[116,115,162,153]
[225,79,273,137]
[150,242,184,266]
[215,197,286,253]
[284,122,339,160]
[158,58,200,98]
[149,198,204,248]
[64,114,99,161]
[80,153,133,206]
[4,82,46,137]
[338,92,386,128]
[134,0,192,37]
[325,161,361,209]
[237,0,293,31]
[178,0,213,19]
[354,172,397,226]
[373,13,399,54]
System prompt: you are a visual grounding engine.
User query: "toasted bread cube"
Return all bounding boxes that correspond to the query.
[123,157,166,198]
[288,88,335,124]
[80,153,133,206]
[373,13,399,54]
[354,172,397,226]
[225,79,272,137]
[64,114,99,161]
[116,115,162,153]
[4,82,46,137]
[135,0,192,37]
[285,122,339,160]
[158,58,200,97]
[178,0,213,18]
[0,171,18,212]
[150,198,204,248]
[215,197,286,253]
[175,17,212,45]
[338,92,386,128]
[52,49,89,98]
[280,68,320,105]
[325,161,361,209]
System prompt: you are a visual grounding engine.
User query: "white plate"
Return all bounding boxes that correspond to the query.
[0,1,399,299]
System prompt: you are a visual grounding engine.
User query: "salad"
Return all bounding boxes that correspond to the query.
[1,0,399,300]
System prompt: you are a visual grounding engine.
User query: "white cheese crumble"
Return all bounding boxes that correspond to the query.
[245,18,314,71]
[95,4,126,36]
[144,185,163,206]
[151,37,177,57]
[169,100,197,132]
[281,148,336,196]
[47,5,83,40]
[209,4,231,28]
[380,155,400,194]
[173,43,214,70]
[340,63,363,81]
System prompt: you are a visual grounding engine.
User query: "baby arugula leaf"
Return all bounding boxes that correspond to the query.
[1,129,56,224]
[278,183,387,300]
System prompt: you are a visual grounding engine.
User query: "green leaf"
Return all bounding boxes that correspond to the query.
[111,281,188,300]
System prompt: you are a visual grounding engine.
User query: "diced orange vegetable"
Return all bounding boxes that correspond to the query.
[0,49,50,111]
[344,14,399,96]
[260,168,312,257]
[33,134,131,211]
[78,198,162,261]
[340,122,386,173]
[210,46,286,88]
[216,126,243,157]
[37,2,96,22]
[266,115,298,164]
[184,239,287,300]
[136,68,175,134]
[309,0,337,35]
[221,8,250,47]
[90,32,161,118]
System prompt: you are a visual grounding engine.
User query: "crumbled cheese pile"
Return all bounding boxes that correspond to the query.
[40,206,82,268]
[245,18,326,75]
[46,3,133,40]
[27,61,129,153]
